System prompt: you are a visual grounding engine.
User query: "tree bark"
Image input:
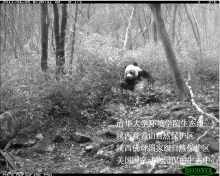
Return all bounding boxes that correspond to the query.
[2,5,7,58]
[171,4,178,44]
[123,6,135,50]
[184,4,200,48]
[52,4,61,78]
[0,4,2,61]
[40,4,49,72]
[187,4,201,46]
[148,4,187,100]
[59,4,67,71]
[7,6,18,59]
[152,20,157,42]
[187,4,203,63]
[53,4,67,79]
[69,4,78,75]
[137,6,146,43]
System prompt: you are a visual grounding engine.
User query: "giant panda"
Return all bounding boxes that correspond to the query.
[120,62,154,92]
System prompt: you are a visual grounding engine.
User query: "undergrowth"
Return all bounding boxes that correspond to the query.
[1,35,219,132]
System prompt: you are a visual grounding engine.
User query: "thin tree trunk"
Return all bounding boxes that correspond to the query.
[69,4,78,75]
[7,6,18,59]
[171,4,178,44]
[32,4,35,50]
[184,4,200,48]
[40,4,49,72]
[123,6,135,50]
[0,4,2,62]
[187,4,203,64]
[59,4,67,75]
[142,6,151,43]
[202,5,208,49]
[53,4,60,78]
[187,4,201,46]
[148,4,187,100]
[185,4,204,90]
[8,25,18,59]
[153,20,157,42]
[2,4,7,57]
[13,5,18,57]
[137,6,146,43]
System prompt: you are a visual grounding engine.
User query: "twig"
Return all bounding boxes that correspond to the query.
[196,129,209,141]
[3,139,12,151]
[0,150,16,170]
[196,118,216,141]
[186,73,219,123]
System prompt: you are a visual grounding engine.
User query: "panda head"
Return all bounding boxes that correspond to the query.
[124,62,142,80]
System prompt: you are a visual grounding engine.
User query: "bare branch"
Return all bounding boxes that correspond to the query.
[184,4,200,48]
[2,7,37,47]
[0,150,16,170]
[186,74,219,123]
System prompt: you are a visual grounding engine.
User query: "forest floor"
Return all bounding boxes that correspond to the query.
[0,81,219,174]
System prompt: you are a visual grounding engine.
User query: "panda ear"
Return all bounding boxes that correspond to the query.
[124,65,127,69]
[133,62,138,66]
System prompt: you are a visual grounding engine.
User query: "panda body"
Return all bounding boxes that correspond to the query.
[121,62,153,92]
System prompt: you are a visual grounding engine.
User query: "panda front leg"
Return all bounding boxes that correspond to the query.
[120,82,128,93]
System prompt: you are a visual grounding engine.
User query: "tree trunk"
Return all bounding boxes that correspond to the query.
[137,6,146,44]
[153,20,157,42]
[184,4,200,48]
[69,4,78,75]
[53,4,67,80]
[0,4,2,60]
[0,4,5,58]
[13,5,18,58]
[52,4,61,78]
[187,4,203,63]
[7,6,18,59]
[188,4,201,47]
[171,4,178,44]
[148,4,187,100]
[123,6,135,50]
[59,4,67,75]
[40,4,49,72]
